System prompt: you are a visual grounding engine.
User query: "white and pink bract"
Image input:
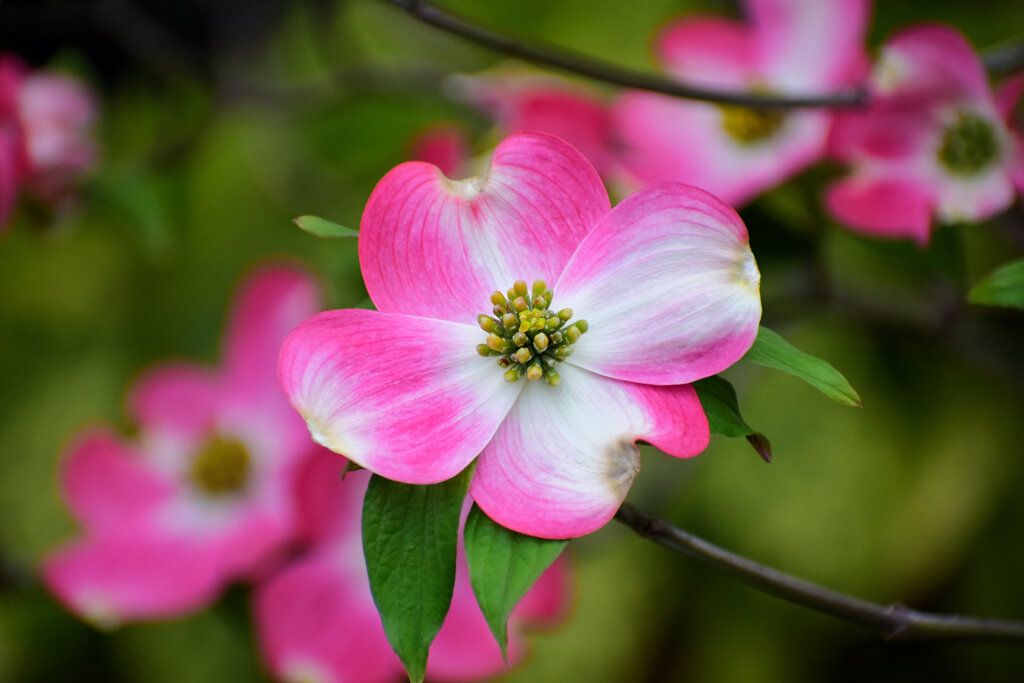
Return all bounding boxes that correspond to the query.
[279,133,762,539]
[43,266,322,626]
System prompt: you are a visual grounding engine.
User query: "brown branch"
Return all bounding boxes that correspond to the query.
[379,0,867,109]
[614,502,1024,642]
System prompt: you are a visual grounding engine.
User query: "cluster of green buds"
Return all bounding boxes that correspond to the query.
[189,434,251,496]
[938,112,1000,176]
[476,279,588,387]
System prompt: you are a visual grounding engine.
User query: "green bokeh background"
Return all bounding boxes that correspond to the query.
[2,1,1024,681]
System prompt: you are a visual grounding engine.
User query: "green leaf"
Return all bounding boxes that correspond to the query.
[463,505,568,659]
[693,375,772,462]
[362,470,471,683]
[968,259,1024,310]
[293,214,359,238]
[693,375,754,438]
[742,326,861,407]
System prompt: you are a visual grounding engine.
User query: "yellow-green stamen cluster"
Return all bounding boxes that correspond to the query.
[476,279,588,387]
[189,434,251,496]
[938,112,1000,176]
[719,104,786,144]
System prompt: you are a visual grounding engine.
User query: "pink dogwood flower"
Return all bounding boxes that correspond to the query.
[256,452,569,683]
[0,53,97,230]
[613,0,870,206]
[44,265,322,626]
[826,25,1020,244]
[279,133,762,539]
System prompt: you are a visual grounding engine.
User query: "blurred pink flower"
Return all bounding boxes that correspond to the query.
[278,133,762,539]
[18,70,98,205]
[256,453,569,683]
[613,0,870,205]
[43,265,322,627]
[826,25,1020,244]
[0,53,98,230]
[450,66,621,181]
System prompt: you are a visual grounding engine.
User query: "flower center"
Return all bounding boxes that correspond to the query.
[476,279,588,387]
[718,104,786,144]
[938,113,999,175]
[189,434,251,496]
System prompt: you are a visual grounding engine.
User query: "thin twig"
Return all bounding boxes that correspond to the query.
[982,36,1024,77]
[614,503,1024,642]
[379,0,868,109]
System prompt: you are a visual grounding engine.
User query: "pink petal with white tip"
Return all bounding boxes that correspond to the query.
[657,17,757,87]
[824,175,934,244]
[875,24,990,102]
[504,89,617,178]
[555,183,761,386]
[359,133,610,325]
[129,364,220,445]
[470,364,709,539]
[60,430,174,534]
[749,0,871,89]
[932,168,1016,226]
[43,535,224,627]
[222,264,322,407]
[827,103,935,163]
[279,308,521,484]
[255,552,402,683]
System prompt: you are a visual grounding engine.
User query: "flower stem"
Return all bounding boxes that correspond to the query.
[379,0,867,109]
[614,502,1024,642]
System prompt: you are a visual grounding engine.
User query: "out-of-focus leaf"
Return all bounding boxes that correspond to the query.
[463,504,567,659]
[694,375,772,462]
[968,259,1024,310]
[742,326,861,407]
[293,215,358,238]
[362,470,470,683]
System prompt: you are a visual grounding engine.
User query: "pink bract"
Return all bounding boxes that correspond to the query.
[613,0,871,206]
[451,66,621,181]
[409,124,474,179]
[279,133,762,539]
[43,265,323,626]
[826,24,1020,244]
[255,454,569,683]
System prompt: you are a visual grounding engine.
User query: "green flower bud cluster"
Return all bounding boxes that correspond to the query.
[938,112,1000,176]
[475,279,589,387]
[718,103,786,145]
[189,434,251,496]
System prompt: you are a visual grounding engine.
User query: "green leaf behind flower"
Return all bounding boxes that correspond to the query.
[968,259,1024,310]
[694,375,772,462]
[293,214,359,238]
[742,326,861,407]
[362,470,471,683]
[463,505,568,659]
